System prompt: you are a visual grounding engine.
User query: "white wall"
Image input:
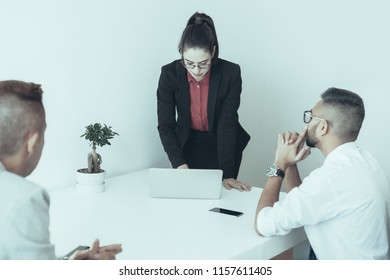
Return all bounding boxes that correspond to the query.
[0,0,389,190]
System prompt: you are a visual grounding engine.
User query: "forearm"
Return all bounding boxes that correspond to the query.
[255,176,283,235]
[284,164,302,192]
[256,176,283,214]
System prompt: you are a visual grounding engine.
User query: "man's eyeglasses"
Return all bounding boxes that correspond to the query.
[303,110,325,124]
[181,58,211,70]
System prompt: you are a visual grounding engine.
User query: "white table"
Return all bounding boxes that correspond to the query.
[49,170,307,259]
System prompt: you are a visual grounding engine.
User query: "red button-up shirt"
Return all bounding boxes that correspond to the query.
[187,70,211,131]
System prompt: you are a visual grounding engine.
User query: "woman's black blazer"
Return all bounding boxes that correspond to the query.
[157,58,250,179]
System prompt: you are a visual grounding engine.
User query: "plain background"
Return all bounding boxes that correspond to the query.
[0,0,389,190]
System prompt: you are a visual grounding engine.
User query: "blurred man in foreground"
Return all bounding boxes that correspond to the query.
[0,80,122,259]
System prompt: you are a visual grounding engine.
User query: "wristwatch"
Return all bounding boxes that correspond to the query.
[266,163,285,178]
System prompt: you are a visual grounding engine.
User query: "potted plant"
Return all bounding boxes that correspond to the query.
[76,123,119,193]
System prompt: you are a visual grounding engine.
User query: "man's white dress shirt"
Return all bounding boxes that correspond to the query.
[258,143,390,259]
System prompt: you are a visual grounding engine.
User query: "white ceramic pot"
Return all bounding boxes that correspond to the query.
[76,169,106,193]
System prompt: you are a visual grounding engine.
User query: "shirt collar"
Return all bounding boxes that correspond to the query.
[187,69,211,85]
[324,142,358,163]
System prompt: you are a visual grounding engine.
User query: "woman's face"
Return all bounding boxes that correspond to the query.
[182,48,212,81]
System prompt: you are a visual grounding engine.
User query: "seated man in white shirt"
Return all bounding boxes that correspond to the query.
[0,80,122,259]
[255,87,390,260]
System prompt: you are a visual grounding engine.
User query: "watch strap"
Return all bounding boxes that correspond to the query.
[274,166,285,178]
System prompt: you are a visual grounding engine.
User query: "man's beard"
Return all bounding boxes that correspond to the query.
[306,137,317,148]
[306,123,319,148]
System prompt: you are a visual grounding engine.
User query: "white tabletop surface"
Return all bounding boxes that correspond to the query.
[49,169,307,260]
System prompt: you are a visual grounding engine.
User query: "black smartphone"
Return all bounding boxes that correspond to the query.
[63,245,90,260]
[209,207,243,217]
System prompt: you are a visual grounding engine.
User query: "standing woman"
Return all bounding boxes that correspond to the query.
[157,12,251,191]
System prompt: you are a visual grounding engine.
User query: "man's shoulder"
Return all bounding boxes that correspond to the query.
[0,170,43,189]
[298,164,332,192]
[0,171,48,205]
[0,171,54,260]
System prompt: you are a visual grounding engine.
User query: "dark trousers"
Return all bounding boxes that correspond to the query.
[183,129,243,178]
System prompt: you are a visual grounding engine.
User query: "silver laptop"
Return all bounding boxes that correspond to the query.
[149,168,223,199]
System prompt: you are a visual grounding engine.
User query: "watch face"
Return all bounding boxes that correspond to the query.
[266,164,285,178]
[266,165,277,177]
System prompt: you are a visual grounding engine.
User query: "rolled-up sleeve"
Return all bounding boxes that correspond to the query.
[257,170,337,237]
[257,206,292,237]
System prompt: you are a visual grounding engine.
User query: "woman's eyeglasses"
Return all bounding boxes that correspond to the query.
[181,58,211,70]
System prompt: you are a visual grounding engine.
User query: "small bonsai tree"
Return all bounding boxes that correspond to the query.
[80,123,119,173]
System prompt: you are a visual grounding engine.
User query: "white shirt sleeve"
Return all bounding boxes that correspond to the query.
[257,206,292,237]
[257,169,338,237]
